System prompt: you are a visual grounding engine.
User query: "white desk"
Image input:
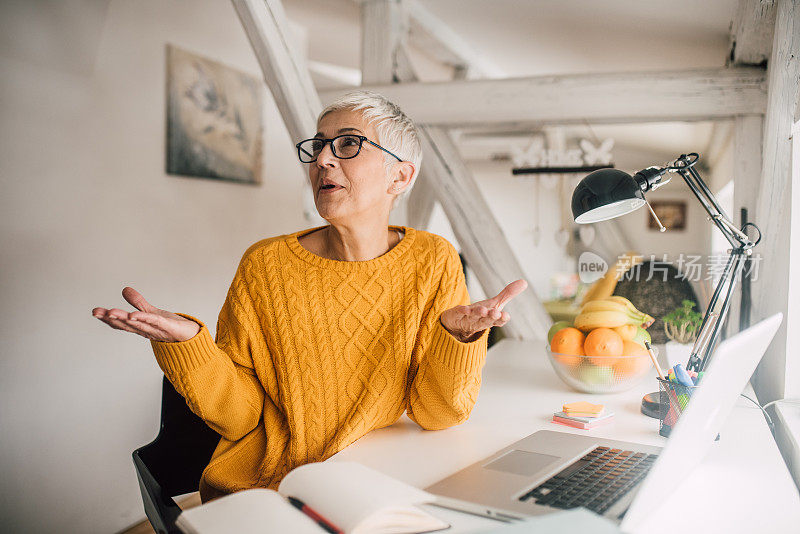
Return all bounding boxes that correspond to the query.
[331,339,800,533]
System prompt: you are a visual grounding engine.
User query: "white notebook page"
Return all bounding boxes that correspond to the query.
[278,461,437,533]
[176,488,321,534]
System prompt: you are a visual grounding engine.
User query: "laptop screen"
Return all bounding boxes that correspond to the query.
[621,313,782,531]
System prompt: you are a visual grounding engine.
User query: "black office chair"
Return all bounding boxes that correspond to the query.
[132,376,220,534]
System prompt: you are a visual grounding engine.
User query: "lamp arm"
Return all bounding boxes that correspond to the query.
[657,155,757,372]
[686,250,748,372]
[634,155,754,250]
[667,155,754,250]
[678,172,752,249]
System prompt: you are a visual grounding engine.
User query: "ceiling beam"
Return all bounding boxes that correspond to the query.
[729,0,778,66]
[404,0,504,79]
[308,60,361,87]
[232,0,325,225]
[232,0,320,141]
[395,43,439,230]
[360,0,407,84]
[321,67,768,127]
[406,173,436,228]
[352,0,504,78]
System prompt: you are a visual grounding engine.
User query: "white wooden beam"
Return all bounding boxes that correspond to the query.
[393,43,440,229]
[321,67,768,127]
[751,0,800,403]
[361,0,411,228]
[308,60,361,87]
[729,115,763,334]
[406,174,436,229]
[360,0,407,84]
[404,0,504,79]
[730,0,778,66]
[394,43,418,82]
[353,0,504,78]
[232,0,324,226]
[722,115,763,337]
[419,126,553,339]
[232,0,321,141]
[787,119,800,401]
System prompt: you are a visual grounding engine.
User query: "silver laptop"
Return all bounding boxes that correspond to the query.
[425,313,783,531]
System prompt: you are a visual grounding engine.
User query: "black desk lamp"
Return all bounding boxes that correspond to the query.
[571,153,761,374]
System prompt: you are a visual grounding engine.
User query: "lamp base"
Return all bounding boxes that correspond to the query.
[640,391,664,419]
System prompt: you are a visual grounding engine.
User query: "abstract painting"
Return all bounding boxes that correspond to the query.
[166,44,263,184]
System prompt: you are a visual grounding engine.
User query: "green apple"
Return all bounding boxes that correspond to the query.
[579,365,614,385]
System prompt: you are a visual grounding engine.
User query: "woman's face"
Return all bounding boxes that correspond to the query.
[309,108,398,224]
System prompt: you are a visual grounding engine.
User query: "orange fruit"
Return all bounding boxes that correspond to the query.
[551,327,585,354]
[612,324,637,341]
[615,340,652,376]
[583,328,623,366]
[550,328,585,368]
[622,339,648,356]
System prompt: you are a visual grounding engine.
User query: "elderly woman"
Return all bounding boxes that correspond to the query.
[92,91,527,502]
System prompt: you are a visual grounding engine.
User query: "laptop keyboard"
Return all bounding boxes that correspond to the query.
[518,446,658,515]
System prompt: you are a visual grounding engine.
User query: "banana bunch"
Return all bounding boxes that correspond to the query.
[574,296,654,332]
[580,252,643,306]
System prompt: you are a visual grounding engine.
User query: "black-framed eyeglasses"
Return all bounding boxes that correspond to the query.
[295,134,403,164]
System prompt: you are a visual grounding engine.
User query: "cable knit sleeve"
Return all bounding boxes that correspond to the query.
[150,252,267,442]
[406,240,489,431]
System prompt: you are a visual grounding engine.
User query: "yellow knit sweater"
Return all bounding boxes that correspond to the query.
[150,225,489,502]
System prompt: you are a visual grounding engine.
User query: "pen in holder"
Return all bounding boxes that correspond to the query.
[656,377,697,438]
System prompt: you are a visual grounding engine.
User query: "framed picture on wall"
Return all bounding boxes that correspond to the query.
[648,200,687,231]
[166,44,263,184]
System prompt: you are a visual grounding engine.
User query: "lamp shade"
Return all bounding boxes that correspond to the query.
[571,168,647,224]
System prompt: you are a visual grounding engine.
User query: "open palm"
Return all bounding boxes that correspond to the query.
[440,279,528,342]
[92,287,200,343]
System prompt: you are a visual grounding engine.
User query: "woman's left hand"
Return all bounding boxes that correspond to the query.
[440,279,528,343]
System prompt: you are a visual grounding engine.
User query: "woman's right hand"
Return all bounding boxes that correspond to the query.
[92,287,201,343]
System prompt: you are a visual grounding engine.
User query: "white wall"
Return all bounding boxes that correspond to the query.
[0,1,308,532]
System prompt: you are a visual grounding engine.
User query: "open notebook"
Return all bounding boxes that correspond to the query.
[176,461,450,534]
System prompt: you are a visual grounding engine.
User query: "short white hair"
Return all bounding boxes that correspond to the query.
[318,90,422,201]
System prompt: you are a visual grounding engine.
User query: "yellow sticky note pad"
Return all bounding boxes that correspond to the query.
[563,401,604,415]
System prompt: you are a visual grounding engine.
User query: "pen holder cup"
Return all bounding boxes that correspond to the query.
[656,377,698,438]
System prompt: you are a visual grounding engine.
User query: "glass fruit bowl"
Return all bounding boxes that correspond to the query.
[545,345,656,394]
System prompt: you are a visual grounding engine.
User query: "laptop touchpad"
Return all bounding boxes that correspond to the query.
[484,450,561,477]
